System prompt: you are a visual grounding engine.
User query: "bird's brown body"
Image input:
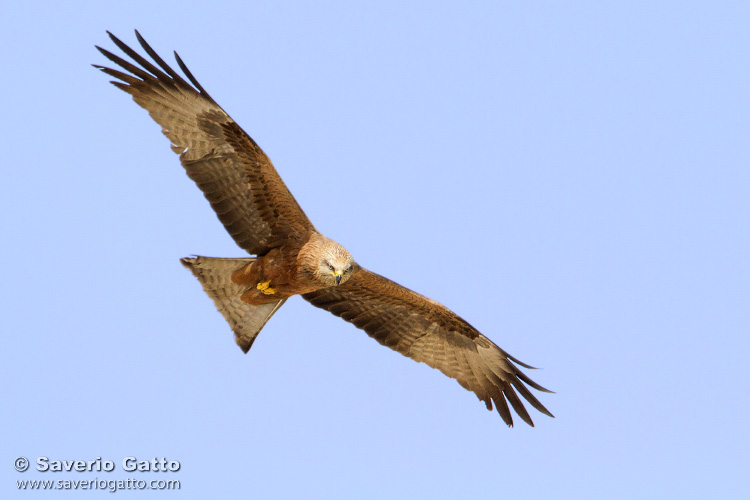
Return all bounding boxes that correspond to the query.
[95,31,554,427]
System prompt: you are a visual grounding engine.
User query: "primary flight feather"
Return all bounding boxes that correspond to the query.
[95,31,554,427]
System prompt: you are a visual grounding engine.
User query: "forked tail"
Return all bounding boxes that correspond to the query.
[180,256,287,353]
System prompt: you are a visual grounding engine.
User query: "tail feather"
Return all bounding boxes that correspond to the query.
[180,256,286,353]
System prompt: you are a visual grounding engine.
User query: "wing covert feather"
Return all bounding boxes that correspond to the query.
[302,268,554,426]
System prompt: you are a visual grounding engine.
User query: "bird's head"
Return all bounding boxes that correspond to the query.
[318,239,355,287]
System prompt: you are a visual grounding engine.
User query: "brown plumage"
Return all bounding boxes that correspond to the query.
[95,31,554,427]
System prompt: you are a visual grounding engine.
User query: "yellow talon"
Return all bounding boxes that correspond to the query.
[256,281,276,295]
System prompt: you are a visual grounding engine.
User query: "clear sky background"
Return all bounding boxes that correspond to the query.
[2,1,749,499]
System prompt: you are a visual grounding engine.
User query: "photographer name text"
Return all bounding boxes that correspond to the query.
[33,457,180,473]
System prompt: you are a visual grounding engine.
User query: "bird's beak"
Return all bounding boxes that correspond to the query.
[335,271,342,285]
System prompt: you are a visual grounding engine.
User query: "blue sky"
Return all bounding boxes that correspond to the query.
[2,1,749,498]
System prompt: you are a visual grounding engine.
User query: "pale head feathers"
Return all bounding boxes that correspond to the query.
[299,233,356,288]
[317,239,355,286]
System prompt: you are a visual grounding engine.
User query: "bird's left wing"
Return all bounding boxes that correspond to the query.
[94,31,314,255]
[302,268,554,426]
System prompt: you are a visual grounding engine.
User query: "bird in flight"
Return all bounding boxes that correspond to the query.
[95,31,554,427]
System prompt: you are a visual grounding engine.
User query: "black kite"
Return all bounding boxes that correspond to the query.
[95,31,554,426]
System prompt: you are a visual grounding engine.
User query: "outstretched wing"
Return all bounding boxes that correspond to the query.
[302,269,554,426]
[95,31,314,254]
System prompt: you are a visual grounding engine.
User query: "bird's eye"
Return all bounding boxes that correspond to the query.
[327,263,335,272]
[345,265,353,273]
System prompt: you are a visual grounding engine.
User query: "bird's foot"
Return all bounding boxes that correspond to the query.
[256,281,276,295]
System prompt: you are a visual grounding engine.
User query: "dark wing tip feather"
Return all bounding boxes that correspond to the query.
[111,82,132,93]
[96,66,140,85]
[173,50,213,99]
[106,30,171,81]
[491,393,514,427]
[95,45,152,81]
[503,387,535,427]
[511,378,555,419]
[96,30,215,104]
[515,368,555,394]
[506,352,538,370]
[134,30,191,87]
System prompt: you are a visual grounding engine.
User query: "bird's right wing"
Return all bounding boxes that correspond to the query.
[95,31,315,254]
[302,268,554,427]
